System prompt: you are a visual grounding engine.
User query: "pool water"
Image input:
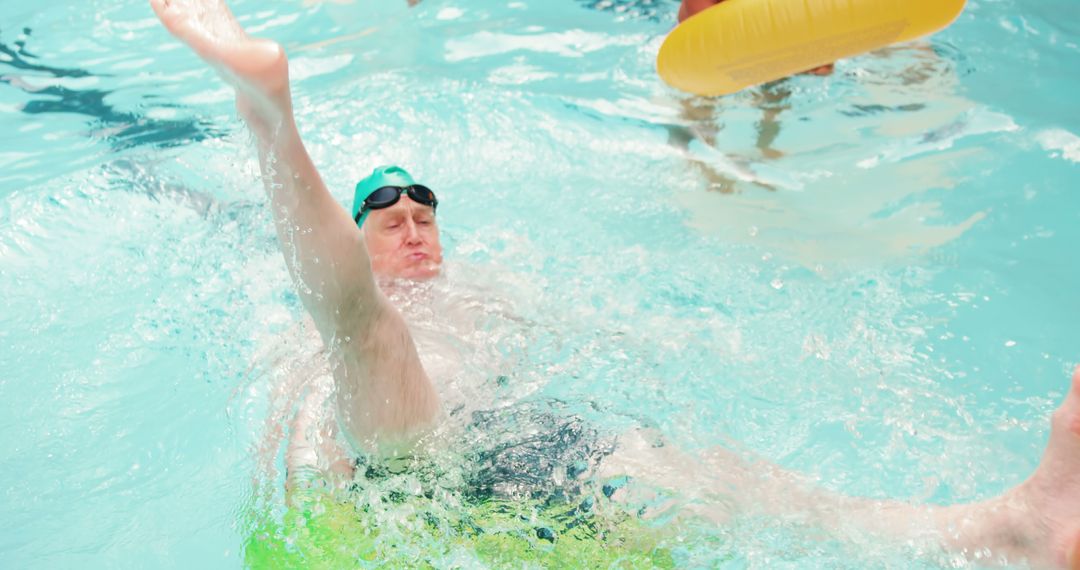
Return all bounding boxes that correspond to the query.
[1,0,1078,567]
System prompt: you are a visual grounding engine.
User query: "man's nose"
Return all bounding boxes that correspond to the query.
[404,219,423,244]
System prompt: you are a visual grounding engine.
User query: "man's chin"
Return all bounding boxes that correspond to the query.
[397,260,442,280]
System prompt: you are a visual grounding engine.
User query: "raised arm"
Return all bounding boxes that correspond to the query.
[151,0,439,452]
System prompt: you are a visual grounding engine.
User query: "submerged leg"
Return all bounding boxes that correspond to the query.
[1015,366,1080,568]
[602,368,1080,568]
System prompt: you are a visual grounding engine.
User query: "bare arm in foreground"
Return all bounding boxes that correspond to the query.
[151,0,438,455]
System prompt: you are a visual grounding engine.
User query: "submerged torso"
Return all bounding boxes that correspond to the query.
[279,263,619,503]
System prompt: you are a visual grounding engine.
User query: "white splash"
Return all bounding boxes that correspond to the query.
[1035,129,1080,164]
[436,7,463,20]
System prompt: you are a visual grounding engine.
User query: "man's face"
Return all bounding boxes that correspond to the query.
[363,196,443,280]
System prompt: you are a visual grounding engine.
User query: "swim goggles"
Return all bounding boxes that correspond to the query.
[354,185,438,228]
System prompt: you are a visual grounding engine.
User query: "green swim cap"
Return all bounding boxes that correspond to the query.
[352,165,417,221]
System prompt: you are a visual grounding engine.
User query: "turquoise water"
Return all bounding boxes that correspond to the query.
[1,0,1078,567]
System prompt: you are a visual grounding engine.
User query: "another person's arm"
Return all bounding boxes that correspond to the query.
[677,0,720,23]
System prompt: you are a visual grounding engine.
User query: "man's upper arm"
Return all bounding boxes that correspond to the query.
[270,180,381,339]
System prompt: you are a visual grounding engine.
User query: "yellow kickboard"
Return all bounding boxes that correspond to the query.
[657,0,966,96]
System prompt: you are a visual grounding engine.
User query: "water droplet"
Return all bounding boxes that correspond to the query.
[535,527,556,542]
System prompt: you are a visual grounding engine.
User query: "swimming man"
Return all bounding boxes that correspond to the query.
[150,0,1080,566]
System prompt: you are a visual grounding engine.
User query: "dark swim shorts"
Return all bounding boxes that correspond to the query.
[462,399,618,503]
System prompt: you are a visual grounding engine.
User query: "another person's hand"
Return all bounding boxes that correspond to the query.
[676,0,836,77]
[801,63,835,76]
[677,0,721,23]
